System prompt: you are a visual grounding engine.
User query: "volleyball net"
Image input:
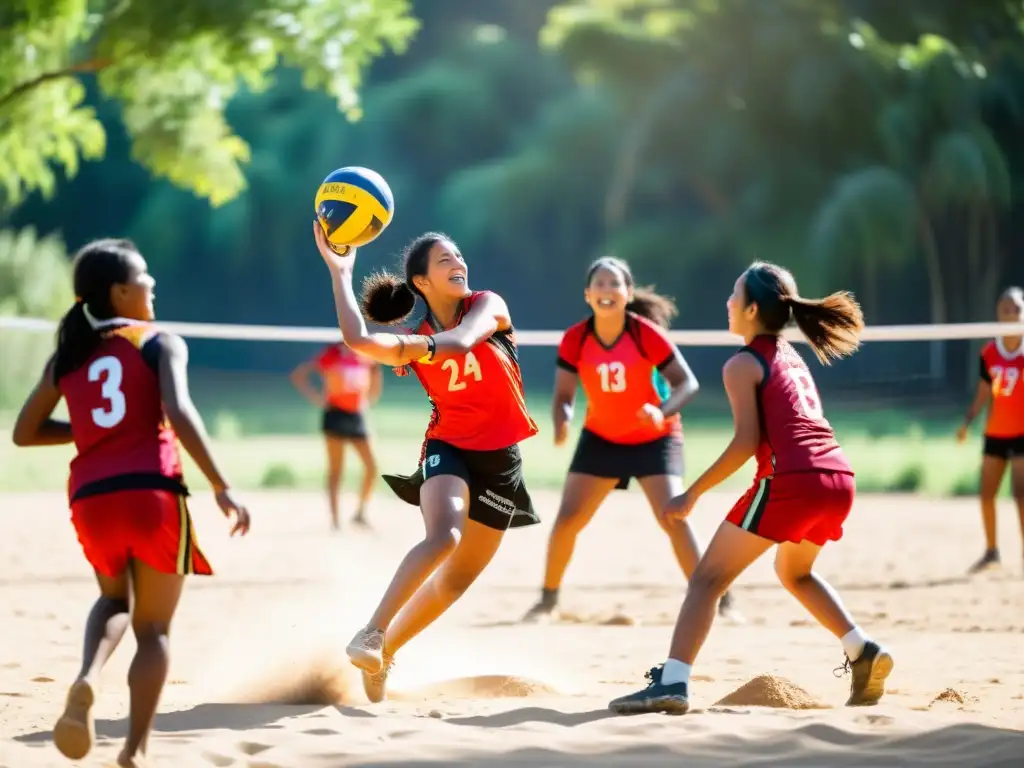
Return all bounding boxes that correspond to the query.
[3,314,1021,420]
[4,314,1022,495]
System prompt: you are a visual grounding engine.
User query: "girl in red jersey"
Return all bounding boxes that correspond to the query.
[522,257,738,622]
[956,286,1024,573]
[313,223,539,703]
[291,343,382,529]
[609,261,892,715]
[12,239,250,767]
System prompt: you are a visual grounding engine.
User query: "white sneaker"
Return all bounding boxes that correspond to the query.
[347,627,385,673]
[362,653,395,703]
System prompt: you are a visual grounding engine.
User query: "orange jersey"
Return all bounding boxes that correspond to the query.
[409,291,538,451]
[557,313,680,444]
[980,339,1024,438]
[316,344,376,412]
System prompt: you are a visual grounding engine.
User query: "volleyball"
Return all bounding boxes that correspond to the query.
[314,167,394,252]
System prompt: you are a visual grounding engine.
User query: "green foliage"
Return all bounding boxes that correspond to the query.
[0,226,72,408]
[886,463,925,493]
[260,462,298,489]
[0,0,418,208]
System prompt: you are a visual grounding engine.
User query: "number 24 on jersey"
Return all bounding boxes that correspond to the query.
[442,351,483,392]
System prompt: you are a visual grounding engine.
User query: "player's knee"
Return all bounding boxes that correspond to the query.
[424,526,460,558]
[132,619,171,644]
[773,558,807,592]
[688,565,730,599]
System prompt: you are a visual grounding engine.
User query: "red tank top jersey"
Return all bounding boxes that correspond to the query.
[979,339,1024,438]
[557,313,680,444]
[57,323,185,501]
[742,335,852,479]
[316,343,375,412]
[409,291,538,451]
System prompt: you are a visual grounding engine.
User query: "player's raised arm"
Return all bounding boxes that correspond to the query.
[314,222,434,367]
[11,357,73,446]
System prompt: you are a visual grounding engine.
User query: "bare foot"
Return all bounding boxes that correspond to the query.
[53,678,96,760]
[117,748,153,767]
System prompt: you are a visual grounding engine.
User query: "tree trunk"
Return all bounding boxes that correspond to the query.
[916,212,947,379]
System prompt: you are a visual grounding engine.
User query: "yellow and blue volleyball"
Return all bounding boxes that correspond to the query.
[314,167,394,252]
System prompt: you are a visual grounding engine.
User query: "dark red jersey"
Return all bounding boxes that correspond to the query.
[409,291,538,451]
[741,335,851,479]
[57,323,185,501]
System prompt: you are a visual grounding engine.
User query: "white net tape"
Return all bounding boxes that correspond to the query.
[2,315,1022,346]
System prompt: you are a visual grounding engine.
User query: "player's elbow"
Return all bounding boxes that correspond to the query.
[343,336,375,357]
[11,424,33,447]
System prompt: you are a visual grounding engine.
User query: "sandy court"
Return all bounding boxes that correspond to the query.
[0,487,1022,767]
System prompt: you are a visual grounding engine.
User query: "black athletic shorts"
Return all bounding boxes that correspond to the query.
[568,428,683,490]
[381,439,539,531]
[321,407,368,440]
[983,434,1024,460]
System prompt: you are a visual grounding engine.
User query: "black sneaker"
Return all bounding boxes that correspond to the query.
[717,591,745,623]
[838,641,894,706]
[608,665,689,715]
[521,588,558,623]
[967,548,1000,574]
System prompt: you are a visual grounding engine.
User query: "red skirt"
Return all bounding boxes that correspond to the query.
[71,489,212,577]
[726,471,855,546]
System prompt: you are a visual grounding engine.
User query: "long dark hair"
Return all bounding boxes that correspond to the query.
[53,239,139,382]
[586,256,678,329]
[742,261,864,365]
[360,232,455,326]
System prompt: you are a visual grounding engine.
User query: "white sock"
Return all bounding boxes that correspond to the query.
[660,658,691,686]
[841,627,869,661]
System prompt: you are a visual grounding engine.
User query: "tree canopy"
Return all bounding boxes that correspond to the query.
[0,0,418,208]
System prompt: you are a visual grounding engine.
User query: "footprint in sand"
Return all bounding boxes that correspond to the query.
[201,751,235,767]
[238,742,272,756]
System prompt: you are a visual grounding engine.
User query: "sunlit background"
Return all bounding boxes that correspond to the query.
[2,0,1023,498]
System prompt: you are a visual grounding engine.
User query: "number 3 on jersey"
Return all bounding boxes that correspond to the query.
[787,368,823,420]
[442,351,483,392]
[89,355,127,428]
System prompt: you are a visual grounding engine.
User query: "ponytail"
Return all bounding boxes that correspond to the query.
[361,270,418,326]
[627,286,678,329]
[788,292,864,365]
[52,302,101,382]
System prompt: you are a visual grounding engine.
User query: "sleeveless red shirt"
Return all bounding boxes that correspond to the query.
[409,291,538,451]
[741,335,851,479]
[557,313,680,444]
[57,323,186,501]
[979,339,1024,438]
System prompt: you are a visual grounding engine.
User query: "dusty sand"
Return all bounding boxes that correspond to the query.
[1,488,1022,767]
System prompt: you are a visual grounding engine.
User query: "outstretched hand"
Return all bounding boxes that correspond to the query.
[313,220,356,270]
[214,488,251,537]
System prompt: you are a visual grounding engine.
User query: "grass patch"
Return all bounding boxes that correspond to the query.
[0,404,1010,499]
[0,366,1007,498]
